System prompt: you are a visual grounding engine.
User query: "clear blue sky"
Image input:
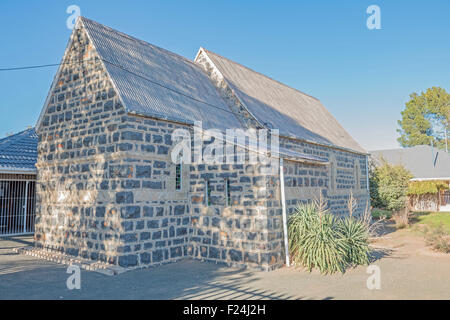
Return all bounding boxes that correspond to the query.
[1,0,449,150]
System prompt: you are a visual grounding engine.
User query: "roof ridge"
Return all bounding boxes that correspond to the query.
[0,128,35,145]
[202,48,320,102]
[371,145,442,152]
[80,17,199,69]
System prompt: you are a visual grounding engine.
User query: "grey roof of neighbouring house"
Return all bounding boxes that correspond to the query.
[197,48,366,154]
[370,145,450,180]
[0,128,38,173]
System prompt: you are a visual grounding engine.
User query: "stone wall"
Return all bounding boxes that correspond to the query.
[283,160,328,214]
[96,115,193,268]
[35,25,193,268]
[196,47,370,218]
[35,25,126,264]
[189,157,284,270]
[281,138,370,217]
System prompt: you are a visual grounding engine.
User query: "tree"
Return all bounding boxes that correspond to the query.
[397,87,450,151]
[369,160,413,211]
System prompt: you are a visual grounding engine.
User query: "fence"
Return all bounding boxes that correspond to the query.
[0,174,36,236]
[442,190,450,206]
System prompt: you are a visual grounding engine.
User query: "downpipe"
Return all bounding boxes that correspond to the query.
[279,157,290,267]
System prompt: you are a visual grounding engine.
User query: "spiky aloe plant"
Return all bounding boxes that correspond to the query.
[288,202,346,274]
[288,203,318,244]
[336,217,371,266]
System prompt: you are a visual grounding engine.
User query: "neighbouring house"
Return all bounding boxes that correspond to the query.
[0,128,38,236]
[371,145,450,212]
[34,17,369,270]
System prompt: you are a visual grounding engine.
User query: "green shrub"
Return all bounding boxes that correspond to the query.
[288,201,371,274]
[369,160,412,211]
[371,208,393,220]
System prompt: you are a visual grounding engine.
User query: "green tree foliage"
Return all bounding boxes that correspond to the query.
[369,160,413,211]
[397,87,450,150]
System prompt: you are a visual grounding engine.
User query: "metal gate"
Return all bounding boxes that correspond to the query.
[442,190,450,205]
[0,174,36,236]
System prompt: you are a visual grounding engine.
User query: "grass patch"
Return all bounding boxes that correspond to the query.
[371,208,393,220]
[409,212,449,253]
[410,211,450,233]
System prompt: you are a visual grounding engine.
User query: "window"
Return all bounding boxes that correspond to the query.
[205,180,212,206]
[175,164,182,190]
[225,179,231,206]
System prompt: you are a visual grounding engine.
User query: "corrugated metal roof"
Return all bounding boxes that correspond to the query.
[371,145,450,180]
[36,17,359,164]
[81,17,242,132]
[0,128,38,173]
[197,48,366,154]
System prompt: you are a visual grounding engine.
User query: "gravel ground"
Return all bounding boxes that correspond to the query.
[0,229,448,300]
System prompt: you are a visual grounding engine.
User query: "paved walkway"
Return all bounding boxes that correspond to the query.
[0,233,449,300]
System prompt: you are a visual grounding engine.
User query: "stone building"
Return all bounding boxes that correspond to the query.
[34,17,369,271]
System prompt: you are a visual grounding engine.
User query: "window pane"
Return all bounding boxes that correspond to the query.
[175,164,181,190]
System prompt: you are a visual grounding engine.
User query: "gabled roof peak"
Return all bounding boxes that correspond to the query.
[38,17,243,132]
[198,47,320,102]
[78,17,198,69]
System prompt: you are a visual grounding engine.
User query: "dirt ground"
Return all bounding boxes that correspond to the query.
[0,223,449,300]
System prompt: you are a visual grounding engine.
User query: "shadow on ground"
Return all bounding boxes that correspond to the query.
[0,236,302,300]
[1,233,449,300]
